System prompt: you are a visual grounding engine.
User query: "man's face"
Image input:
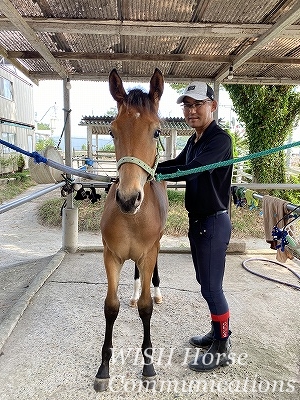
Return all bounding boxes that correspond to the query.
[181,96,217,130]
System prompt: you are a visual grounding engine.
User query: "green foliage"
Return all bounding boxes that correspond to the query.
[13,171,31,182]
[219,121,248,158]
[104,107,117,117]
[270,174,300,205]
[0,171,35,203]
[226,128,246,158]
[224,84,300,183]
[36,122,50,130]
[0,156,12,168]
[35,138,56,151]
[167,189,185,203]
[17,154,25,172]
[169,83,186,93]
[100,143,115,152]
[0,154,19,173]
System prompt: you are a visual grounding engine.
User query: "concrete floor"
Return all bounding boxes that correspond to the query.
[0,248,299,400]
[0,184,299,399]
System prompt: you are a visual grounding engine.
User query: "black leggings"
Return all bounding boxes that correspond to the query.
[188,212,231,316]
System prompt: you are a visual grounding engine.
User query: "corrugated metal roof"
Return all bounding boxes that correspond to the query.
[79,115,195,136]
[0,0,300,85]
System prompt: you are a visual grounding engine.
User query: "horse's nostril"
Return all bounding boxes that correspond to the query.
[115,189,142,214]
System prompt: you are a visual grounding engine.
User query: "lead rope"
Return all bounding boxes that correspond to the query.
[155,140,300,181]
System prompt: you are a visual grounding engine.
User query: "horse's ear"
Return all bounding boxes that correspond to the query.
[149,68,164,107]
[109,69,127,104]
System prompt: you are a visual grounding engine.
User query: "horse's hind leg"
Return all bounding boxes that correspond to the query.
[152,261,162,304]
[131,261,162,307]
[130,264,140,307]
[94,251,121,392]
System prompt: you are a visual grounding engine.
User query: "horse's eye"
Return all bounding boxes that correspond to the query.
[109,129,114,138]
[154,129,161,139]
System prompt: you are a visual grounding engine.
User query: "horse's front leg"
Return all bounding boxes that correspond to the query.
[137,259,157,387]
[94,249,121,392]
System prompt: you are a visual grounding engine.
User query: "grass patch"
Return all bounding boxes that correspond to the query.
[0,172,286,240]
[36,188,264,238]
[0,172,36,204]
[230,205,264,239]
[165,190,188,236]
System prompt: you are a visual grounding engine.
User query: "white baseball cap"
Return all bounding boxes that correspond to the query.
[176,82,215,104]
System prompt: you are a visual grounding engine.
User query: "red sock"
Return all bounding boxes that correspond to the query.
[211,311,230,340]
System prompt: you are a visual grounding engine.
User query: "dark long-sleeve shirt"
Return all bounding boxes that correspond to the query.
[156,121,233,217]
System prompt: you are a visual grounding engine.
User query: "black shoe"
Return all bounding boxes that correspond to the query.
[189,323,214,348]
[188,335,232,372]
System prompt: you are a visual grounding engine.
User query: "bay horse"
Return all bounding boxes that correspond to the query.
[94,68,168,392]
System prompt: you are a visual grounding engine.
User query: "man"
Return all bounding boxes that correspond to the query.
[156,82,232,371]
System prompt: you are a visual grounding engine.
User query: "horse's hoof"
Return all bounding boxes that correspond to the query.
[94,377,109,392]
[154,296,163,304]
[142,374,156,389]
[130,299,138,307]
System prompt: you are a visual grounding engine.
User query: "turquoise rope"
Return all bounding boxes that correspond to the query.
[155,140,300,181]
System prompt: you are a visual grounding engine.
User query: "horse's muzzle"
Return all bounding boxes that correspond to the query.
[116,188,142,214]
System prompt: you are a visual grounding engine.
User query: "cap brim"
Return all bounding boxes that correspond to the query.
[176,93,210,104]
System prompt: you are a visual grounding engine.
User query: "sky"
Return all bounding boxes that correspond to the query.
[32,79,236,138]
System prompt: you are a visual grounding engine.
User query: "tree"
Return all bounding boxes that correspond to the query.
[35,138,56,151]
[105,107,117,116]
[36,122,50,130]
[224,84,300,183]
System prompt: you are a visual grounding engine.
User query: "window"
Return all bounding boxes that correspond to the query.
[28,135,33,153]
[1,132,15,153]
[0,76,13,100]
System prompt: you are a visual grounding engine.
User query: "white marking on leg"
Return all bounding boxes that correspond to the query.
[130,278,140,307]
[153,286,162,304]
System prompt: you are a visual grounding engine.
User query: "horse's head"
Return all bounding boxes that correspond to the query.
[109,69,164,214]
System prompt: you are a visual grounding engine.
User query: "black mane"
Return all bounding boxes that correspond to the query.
[126,88,156,114]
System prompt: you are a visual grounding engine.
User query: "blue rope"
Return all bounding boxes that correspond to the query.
[0,138,111,182]
[0,139,48,163]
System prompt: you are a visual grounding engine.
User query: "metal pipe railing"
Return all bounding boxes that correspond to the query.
[1,180,300,216]
[237,187,300,214]
[0,181,65,214]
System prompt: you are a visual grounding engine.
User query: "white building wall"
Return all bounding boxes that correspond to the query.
[0,65,35,171]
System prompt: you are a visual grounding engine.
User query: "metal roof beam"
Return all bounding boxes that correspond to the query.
[0,44,39,85]
[0,0,67,80]
[0,18,299,38]
[27,71,300,85]
[7,51,300,65]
